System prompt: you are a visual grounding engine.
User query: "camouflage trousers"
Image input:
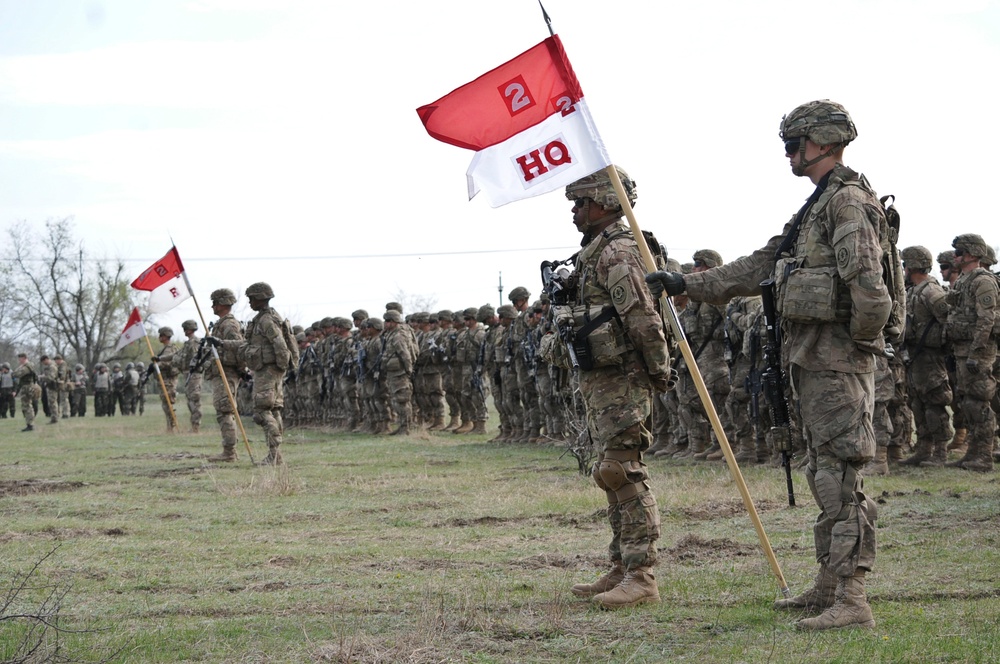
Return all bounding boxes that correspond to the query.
[1,387,14,418]
[414,368,445,422]
[212,373,239,449]
[515,360,540,435]
[71,387,86,416]
[580,363,659,570]
[677,370,730,447]
[442,368,459,418]
[790,365,877,576]
[44,383,60,421]
[955,354,997,454]
[186,372,203,428]
[906,351,953,445]
[20,384,36,426]
[458,367,487,423]
[500,366,523,434]
[58,388,70,418]
[252,366,285,449]
[385,371,413,427]
[159,378,178,430]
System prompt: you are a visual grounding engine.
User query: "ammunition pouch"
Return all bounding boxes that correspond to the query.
[775,259,851,324]
[570,305,628,372]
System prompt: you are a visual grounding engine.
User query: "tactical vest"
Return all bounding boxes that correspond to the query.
[904,279,945,349]
[945,268,998,342]
[569,226,632,370]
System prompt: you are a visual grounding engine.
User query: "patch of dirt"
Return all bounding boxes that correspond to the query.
[102,527,126,536]
[662,534,755,562]
[0,479,87,497]
[679,499,779,521]
[268,555,296,567]
[133,466,206,478]
[514,553,603,570]
[445,515,511,527]
[438,512,602,529]
[111,452,203,460]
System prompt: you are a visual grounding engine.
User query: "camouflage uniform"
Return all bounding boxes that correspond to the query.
[40,357,60,423]
[152,328,180,432]
[222,283,295,464]
[177,320,204,432]
[71,365,87,416]
[206,288,245,461]
[723,296,768,463]
[11,355,38,430]
[54,357,71,419]
[497,307,523,441]
[676,102,889,630]
[437,311,461,430]
[489,306,516,441]
[563,168,671,609]
[945,234,998,471]
[510,287,541,441]
[414,312,447,430]
[453,307,488,433]
[898,247,952,466]
[92,364,111,416]
[381,311,418,434]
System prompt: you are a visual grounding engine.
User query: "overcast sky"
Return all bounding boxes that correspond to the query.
[2,0,999,331]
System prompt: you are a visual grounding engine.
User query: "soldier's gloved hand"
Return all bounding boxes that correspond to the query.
[882,341,895,360]
[204,336,223,348]
[649,368,678,393]
[645,271,685,298]
[966,357,980,374]
[149,356,159,364]
[239,369,252,381]
[553,305,573,328]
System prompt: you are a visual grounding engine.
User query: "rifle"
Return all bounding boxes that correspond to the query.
[760,279,796,507]
[187,337,211,383]
[745,314,765,466]
[473,332,487,401]
[540,259,582,372]
[355,340,367,383]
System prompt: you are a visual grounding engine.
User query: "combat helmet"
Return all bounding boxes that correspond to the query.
[508,286,531,303]
[383,310,402,323]
[245,282,275,300]
[900,246,933,270]
[937,250,955,267]
[158,326,174,338]
[182,320,198,332]
[126,362,135,370]
[565,166,637,210]
[779,100,857,147]
[477,303,495,323]
[952,234,990,260]
[983,245,997,267]
[211,288,237,305]
[1,362,9,370]
[693,249,724,268]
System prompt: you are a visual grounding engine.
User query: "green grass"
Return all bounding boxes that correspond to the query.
[1,402,999,663]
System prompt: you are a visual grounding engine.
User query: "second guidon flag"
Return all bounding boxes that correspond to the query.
[115,307,147,352]
[131,247,192,314]
[416,35,610,207]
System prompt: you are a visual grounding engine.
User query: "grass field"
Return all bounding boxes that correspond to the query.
[2,402,1000,663]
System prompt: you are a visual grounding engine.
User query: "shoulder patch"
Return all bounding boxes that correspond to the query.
[611,284,627,306]
[837,246,851,268]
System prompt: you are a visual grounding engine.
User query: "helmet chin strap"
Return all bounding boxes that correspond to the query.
[792,139,844,177]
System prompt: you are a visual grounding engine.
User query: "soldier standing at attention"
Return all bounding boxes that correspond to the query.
[39,355,60,424]
[648,101,891,630]
[559,167,673,609]
[205,288,245,462]
[178,320,204,433]
[150,327,180,432]
[212,283,295,465]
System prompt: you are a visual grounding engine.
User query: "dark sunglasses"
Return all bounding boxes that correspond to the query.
[693,259,705,268]
[574,198,588,209]
[954,249,965,257]
[783,138,801,154]
[939,263,952,270]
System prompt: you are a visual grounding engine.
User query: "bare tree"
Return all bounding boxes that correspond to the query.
[4,218,136,367]
[390,288,438,316]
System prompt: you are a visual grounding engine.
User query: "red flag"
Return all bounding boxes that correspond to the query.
[115,307,146,351]
[131,247,192,313]
[417,36,584,152]
[417,35,610,207]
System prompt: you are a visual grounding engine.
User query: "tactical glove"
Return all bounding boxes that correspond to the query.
[205,336,223,348]
[645,271,686,298]
[883,341,896,361]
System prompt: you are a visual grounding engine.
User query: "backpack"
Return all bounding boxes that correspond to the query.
[280,317,300,372]
[877,193,906,345]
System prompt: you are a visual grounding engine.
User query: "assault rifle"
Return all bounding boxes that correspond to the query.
[760,279,795,507]
[187,337,211,383]
[540,259,582,372]
[355,340,367,383]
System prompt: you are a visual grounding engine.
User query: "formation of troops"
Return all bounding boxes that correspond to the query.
[5,235,999,477]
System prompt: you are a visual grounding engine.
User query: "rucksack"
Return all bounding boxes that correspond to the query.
[878,192,906,345]
[280,317,300,372]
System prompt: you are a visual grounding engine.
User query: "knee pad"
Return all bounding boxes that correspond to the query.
[252,412,265,426]
[597,458,628,491]
[812,467,846,519]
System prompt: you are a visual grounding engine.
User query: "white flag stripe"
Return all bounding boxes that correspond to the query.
[466,98,611,208]
[146,275,193,314]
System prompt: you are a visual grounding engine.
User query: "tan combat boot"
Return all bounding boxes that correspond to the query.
[948,428,968,453]
[593,566,660,609]
[208,447,237,463]
[796,572,875,631]
[443,415,461,431]
[694,442,721,460]
[427,416,447,431]
[256,447,283,466]
[571,563,625,598]
[899,438,933,466]
[191,423,200,434]
[453,419,474,434]
[470,421,487,435]
[773,564,838,612]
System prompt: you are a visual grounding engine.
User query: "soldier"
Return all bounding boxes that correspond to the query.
[150,327,180,432]
[11,353,38,431]
[39,355,59,424]
[362,317,390,434]
[1,362,16,418]
[71,363,88,416]
[93,363,111,416]
[675,250,730,460]
[122,363,140,415]
[509,287,542,442]
[560,167,672,610]
[204,288,245,462]
[110,362,125,416]
[177,320,205,432]
[329,317,359,431]
[210,282,296,465]
[496,305,523,442]
[135,361,147,415]
[453,307,488,434]
[898,246,953,466]
[944,234,998,472]
[648,101,889,629]
[382,310,417,435]
[722,294,767,464]
[54,355,71,419]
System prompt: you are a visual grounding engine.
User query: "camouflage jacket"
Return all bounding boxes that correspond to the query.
[904,277,949,353]
[945,267,998,361]
[683,163,891,374]
[207,313,244,379]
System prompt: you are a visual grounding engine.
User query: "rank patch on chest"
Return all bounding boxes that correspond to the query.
[611,284,627,305]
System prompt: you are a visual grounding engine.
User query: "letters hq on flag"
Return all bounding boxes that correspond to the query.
[116,307,146,352]
[417,35,610,208]
[131,247,192,314]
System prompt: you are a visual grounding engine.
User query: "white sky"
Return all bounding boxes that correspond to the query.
[2,0,999,330]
